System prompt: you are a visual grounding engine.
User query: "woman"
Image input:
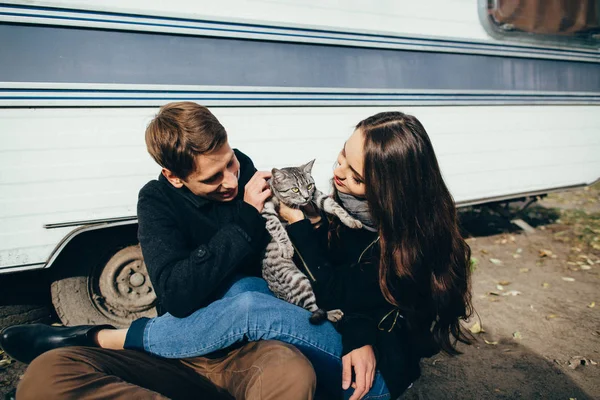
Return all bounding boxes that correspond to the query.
[4,112,473,399]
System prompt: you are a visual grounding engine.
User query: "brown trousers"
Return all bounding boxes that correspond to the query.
[16,341,316,400]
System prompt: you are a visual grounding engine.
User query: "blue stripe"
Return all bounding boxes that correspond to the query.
[2,24,599,94]
[1,3,598,60]
[3,88,598,96]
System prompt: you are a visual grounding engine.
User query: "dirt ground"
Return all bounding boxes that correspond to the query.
[1,184,599,399]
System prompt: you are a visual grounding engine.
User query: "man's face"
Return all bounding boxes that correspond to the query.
[163,142,241,202]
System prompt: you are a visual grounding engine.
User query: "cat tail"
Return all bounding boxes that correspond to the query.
[309,308,328,325]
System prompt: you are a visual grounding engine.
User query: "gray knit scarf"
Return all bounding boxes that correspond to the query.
[337,191,377,232]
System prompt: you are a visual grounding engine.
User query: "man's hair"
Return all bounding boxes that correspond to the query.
[145,102,227,179]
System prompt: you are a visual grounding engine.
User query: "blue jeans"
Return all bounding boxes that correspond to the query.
[126,276,390,400]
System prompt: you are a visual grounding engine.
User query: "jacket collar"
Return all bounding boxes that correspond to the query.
[158,173,212,208]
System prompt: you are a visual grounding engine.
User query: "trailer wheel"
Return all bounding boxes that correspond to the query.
[51,244,157,328]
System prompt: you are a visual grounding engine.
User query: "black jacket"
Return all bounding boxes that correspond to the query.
[287,218,440,399]
[137,149,268,318]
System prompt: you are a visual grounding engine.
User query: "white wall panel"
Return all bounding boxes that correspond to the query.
[6,0,489,40]
[1,105,599,268]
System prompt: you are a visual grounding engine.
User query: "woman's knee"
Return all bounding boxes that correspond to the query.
[228,290,269,314]
[226,276,271,297]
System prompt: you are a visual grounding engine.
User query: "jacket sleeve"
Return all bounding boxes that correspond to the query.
[287,219,389,355]
[138,186,266,318]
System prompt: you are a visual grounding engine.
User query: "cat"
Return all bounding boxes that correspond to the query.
[261,159,363,324]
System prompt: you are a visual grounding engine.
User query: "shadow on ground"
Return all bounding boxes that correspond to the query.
[405,338,595,400]
[459,203,561,238]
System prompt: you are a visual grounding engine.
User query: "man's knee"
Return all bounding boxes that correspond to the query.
[17,347,95,400]
[251,341,316,399]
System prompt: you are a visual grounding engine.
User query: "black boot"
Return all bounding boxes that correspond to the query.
[0,323,116,364]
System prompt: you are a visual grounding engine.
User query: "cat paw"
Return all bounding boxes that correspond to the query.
[326,309,344,323]
[280,242,295,259]
[344,219,363,229]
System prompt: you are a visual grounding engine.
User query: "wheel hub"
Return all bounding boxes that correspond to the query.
[96,246,157,319]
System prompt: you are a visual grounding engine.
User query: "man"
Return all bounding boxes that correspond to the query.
[2,102,316,399]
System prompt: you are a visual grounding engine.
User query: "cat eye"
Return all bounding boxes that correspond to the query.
[307,184,314,190]
[291,187,300,193]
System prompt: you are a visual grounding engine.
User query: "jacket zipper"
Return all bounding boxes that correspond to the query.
[294,235,380,283]
[358,236,380,263]
[292,242,317,282]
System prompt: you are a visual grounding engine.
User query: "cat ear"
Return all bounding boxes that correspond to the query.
[271,168,286,182]
[301,159,316,175]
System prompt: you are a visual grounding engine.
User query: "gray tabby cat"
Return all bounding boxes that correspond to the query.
[261,159,363,324]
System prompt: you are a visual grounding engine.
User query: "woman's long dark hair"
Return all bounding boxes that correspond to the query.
[346,112,473,355]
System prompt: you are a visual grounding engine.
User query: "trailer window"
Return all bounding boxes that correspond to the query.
[480,0,600,47]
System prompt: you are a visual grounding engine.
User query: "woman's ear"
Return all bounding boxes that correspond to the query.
[162,168,184,188]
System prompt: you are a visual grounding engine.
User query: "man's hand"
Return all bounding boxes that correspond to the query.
[342,345,376,400]
[244,171,272,212]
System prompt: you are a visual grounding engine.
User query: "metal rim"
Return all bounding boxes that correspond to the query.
[92,245,157,324]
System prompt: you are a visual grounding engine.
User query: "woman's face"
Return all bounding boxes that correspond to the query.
[333,129,366,197]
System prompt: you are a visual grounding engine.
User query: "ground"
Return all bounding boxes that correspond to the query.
[1,184,599,399]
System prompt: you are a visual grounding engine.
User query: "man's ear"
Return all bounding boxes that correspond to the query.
[162,168,184,188]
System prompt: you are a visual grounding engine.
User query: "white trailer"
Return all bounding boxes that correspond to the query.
[1,0,599,327]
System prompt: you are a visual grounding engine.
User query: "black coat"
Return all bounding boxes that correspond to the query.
[287,218,440,399]
[137,149,268,318]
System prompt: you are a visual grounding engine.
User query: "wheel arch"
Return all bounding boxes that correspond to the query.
[46,220,140,274]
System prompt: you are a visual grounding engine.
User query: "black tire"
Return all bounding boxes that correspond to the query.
[51,232,157,328]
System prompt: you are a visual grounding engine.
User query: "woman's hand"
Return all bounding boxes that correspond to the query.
[342,345,376,400]
[278,202,322,226]
[278,202,305,224]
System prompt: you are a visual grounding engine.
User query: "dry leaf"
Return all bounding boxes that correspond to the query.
[498,280,511,286]
[562,277,576,282]
[0,359,11,368]
[588,302,596,308]
[496,284,505,291]
[481,249,488,254]
[484,339,499,345]
[516,248,523,254]
[487,291,501,296]
[513,254,522,259]
[580,265,592,270]
[546,314,557,320]
[519,268,530,273]
[568,356,595,370]
[542,282,550,288]
[512,331,523,340]
[539,249,553,258]
[470,321,484,334]
[502,290,521,296]
[489,258,503,266]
